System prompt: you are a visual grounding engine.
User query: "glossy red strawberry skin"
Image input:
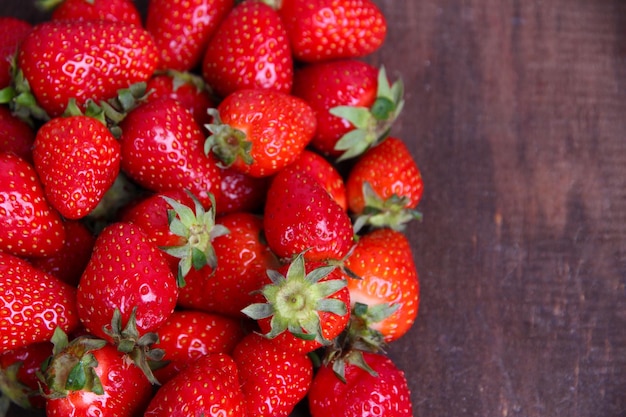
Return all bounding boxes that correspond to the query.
[45,343,154,417]
[278,0,387,63]
[0,17,31,89]
[145,73,216,129]
[28,220,96,287]
[217,166,270,214]
[0,252,80,353]
[233,332,313,417]
[32,115,121,219]
[282,149,348,211]
[144,352,247,417]
[202,1,293,98]
[0,152,66,257]
[344,228,420,342]
[76,222,178,342]
[264,169,354,262]
[0,105,35,162]
[147,0,234,71]
[213,89,317,177]
[346,137,424,214]
[308,352,413,417]
[18,20,159,117]
[153,310,245,383]
[119,98,223,208]
[177,212,280,318]
[49,0,143,25]
[292,59,378,156]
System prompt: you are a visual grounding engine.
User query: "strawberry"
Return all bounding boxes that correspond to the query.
[177,211,280,318]
[39,0,143,25]
[0,341,52,409]
[263,169,354,261]
[205,88,316,177]
[119,97,223,208]
[202,0,293,98]
[293,60,404,159]
[282,149,348,211]
[0,251,80,352]
[232,332,313,417]
[0,17,31,90]
[14,20,158,119]
[0,152,66,257]
[75,221,178,342]
[42,332,154,417]
[308,351,414,417]
[145,70,216,129]
[346,137,424,231]
[153,310,245,383]
[147,0,234,71]
[276,0,387,63]
[28,220,96,287]
[32,115,121,219]
[0,105,35,162]
[217,166,270,214]
[343,228,420,343]
[144,352,247,417]
[243,253,351,355]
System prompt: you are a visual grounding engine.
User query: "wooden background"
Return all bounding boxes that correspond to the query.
[2,1,625,416]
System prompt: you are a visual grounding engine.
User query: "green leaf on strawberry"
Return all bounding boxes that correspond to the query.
[331,66,405,161]
[160,191,229,286]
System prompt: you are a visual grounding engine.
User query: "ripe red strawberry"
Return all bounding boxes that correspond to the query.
[42,334,154,417]
[277,0,387,62]
[0,17,31,89]
[32,115,121,219]
[153,310,245,383]
[344,228,419,343]
[0,152,66,257]
[0,105,35,161]
[15,20,158,118]
[144,352,247,417]
[177,211,280,318]
[346,137,424,231]
[243,253,351,355]
[0,341,53,409]
[28,220,96,287]
[202,1,293,98]
[282,149,348,211]
[293,60,403,159]
[145,70,216,129]
[308,352,414,417]
[119,97,223,208]
[76,221,178,342]
[0,251,80,352]
[263,169,354,261]
[147,0,234,71]
[206,88,316,177]
[232,332,313,417]
[217,166,270,214]
[41,0,143,25]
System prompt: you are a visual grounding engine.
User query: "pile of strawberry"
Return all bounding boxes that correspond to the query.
[0,0,424,416]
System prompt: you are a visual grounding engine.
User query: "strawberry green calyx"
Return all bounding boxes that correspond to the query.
[352,182,423,233]
[331,66,405,161]
[103,308,164,385]
[40,328,107,399]
[160,191,230,286]
[0,56,50,125]
[204,108,254,168]
[242,253,348,345]
[0,363,36,409]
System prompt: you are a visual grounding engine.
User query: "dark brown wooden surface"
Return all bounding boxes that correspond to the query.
[2,1,626,416]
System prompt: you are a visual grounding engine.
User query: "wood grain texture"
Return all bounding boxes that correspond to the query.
[1,1,625,416]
